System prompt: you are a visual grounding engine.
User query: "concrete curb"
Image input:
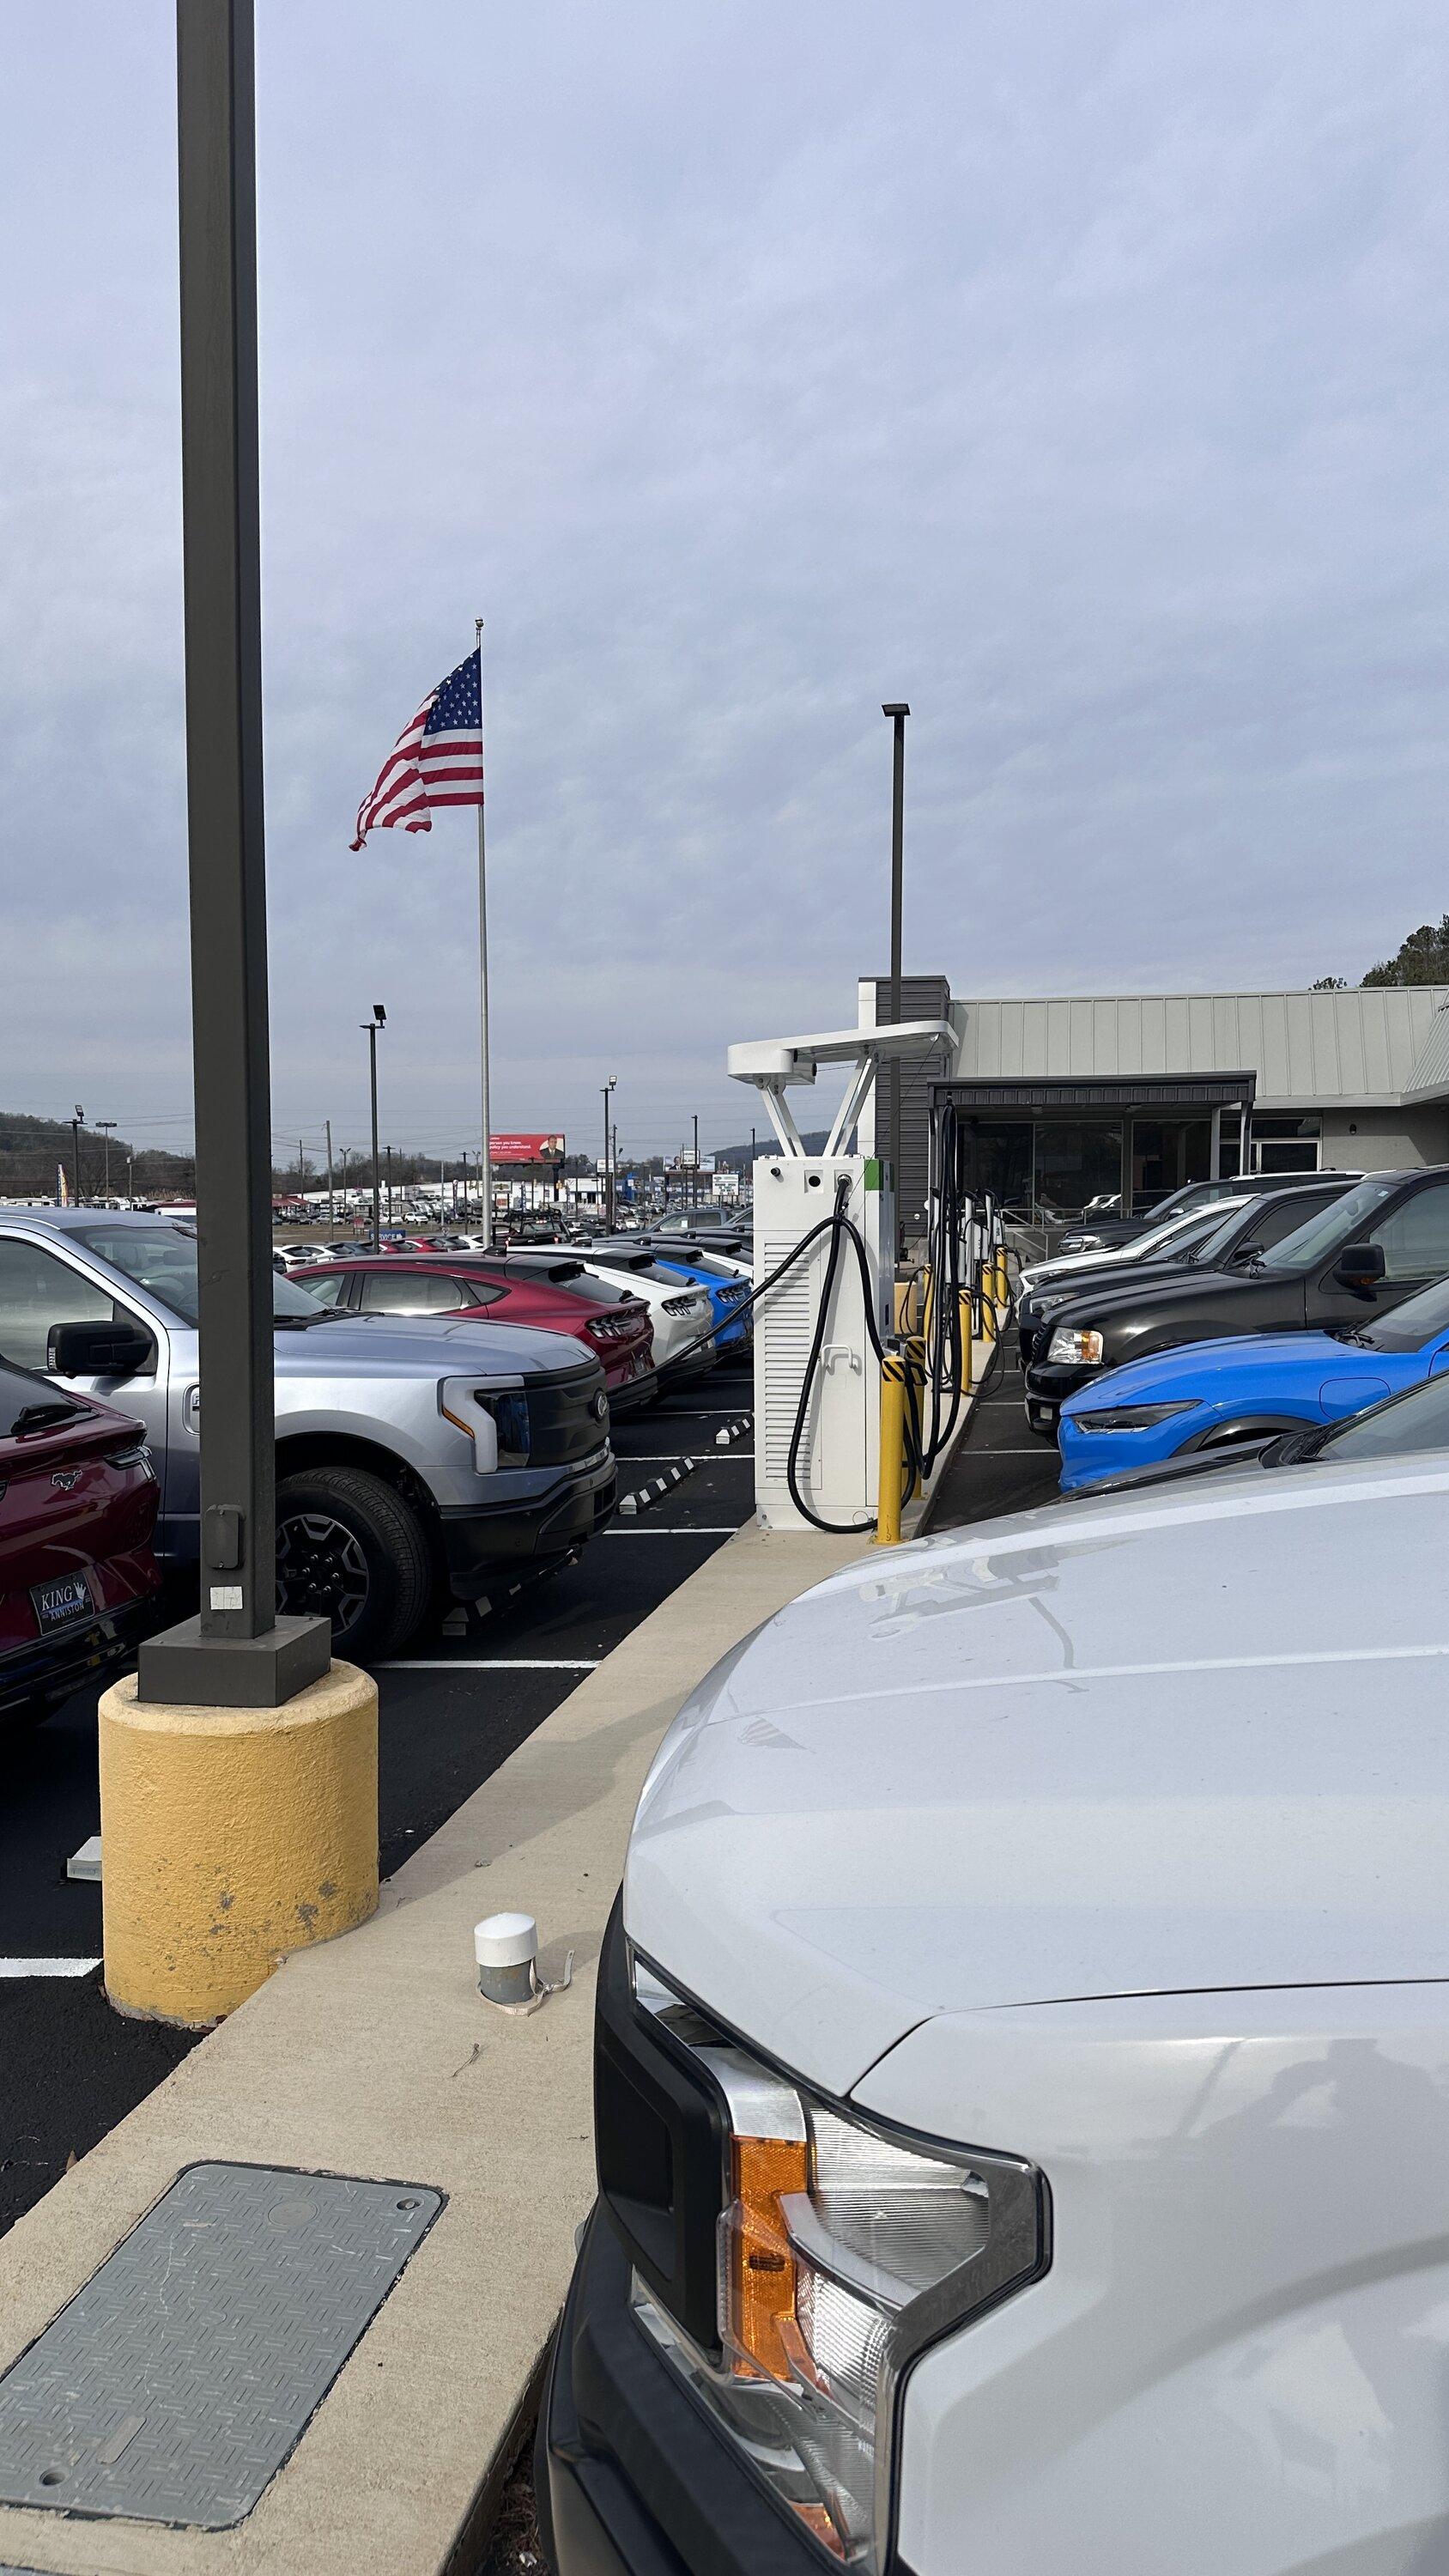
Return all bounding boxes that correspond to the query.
[0,1520,867,2576]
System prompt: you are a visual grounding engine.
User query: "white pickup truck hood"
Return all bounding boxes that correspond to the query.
[625,1455,1449,2097]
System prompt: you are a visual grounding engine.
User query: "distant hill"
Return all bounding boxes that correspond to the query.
[713,1131,830,1171]
[0,1113,196,1203]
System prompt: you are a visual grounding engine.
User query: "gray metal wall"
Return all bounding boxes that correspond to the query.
[949,987,1449,1106]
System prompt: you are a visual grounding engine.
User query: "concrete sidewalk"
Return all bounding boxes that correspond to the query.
[0,1521,868,2576]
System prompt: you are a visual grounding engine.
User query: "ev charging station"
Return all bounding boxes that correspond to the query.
[726,1018,955,1532]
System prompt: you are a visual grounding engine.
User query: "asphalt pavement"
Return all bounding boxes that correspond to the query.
[0,1358,756,2237]
[925,1330,1060,1531]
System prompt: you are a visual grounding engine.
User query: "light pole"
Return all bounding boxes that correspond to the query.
[692,1111,700,1212]
[601,1078,616,1230]
[96,1119,117,1203]
[126,1151,135,1204]
[385,1145,394,1227]
[362,1003,385,1249]
[138,0,328,1704]
[882,702,910,1252]
[70,1105,84,1206]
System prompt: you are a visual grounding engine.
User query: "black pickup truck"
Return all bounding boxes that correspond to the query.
[1024,1167,1449,1433]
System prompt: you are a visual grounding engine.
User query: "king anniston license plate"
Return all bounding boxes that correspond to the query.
[32,1571,94,1634]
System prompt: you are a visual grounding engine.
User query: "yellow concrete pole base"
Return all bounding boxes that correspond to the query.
[99,1659,379,2029]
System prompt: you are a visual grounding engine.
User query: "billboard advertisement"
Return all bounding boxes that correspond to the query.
[489,1132,565,1164]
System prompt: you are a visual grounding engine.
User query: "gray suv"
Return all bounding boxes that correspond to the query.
[0,1212,615,1660]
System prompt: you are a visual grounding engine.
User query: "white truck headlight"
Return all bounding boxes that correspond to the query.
[627,1957,1046,2569]
[1046,1325,1105,1365]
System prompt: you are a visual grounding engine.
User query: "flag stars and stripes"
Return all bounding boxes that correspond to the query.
[351,647,484,848]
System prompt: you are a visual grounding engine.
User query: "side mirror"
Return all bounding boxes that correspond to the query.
[1334,1241,1385,1291]
[48,1319,155,1377]
[1231,1240,1264,1263]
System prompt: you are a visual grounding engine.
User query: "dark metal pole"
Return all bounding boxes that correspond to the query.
[71,1109,83,1206]
[385,1145,393,1227]
[139,0,327,1705]
[692,1113,699,1211]
[882,702,910,1251]
[365,1016,381,1248]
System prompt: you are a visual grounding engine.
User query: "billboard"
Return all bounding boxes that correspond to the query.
[489,1133,565,1164]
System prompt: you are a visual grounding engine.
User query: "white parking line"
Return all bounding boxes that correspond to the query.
[615,1452,752,1462]
[376,1657,600,1672]
[604,1527,740,1537]
[0,1957,100,1978]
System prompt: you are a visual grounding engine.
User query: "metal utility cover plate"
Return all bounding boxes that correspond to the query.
[0,2162,443,2528]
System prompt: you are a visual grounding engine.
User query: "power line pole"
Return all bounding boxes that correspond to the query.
[692,1112,700,1211]
[97,1120,117,1202]
[385,1144,393,1227]
[325,1117,334,1229]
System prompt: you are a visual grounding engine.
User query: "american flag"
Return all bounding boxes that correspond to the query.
[350,647,483,848]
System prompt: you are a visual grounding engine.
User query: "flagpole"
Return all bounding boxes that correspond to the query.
[475,616,493,1249]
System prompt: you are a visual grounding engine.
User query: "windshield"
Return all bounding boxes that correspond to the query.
[1321,1373,1449,1460]
[73,1223,325,1323]
[1356,1272,1449,1352]
[1179,1202,1253,1264]
[1127,1206,1228,1259]
[1255,1178,1399,1272]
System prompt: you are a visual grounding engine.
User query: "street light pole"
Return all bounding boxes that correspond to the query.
[882,702,910,1252]
[601,1078,616,1229]
[363,1004,385,1249]
[139,0,327,1704]
[70,1106,84,1206]
[97,1120,117,1203]
[692,1112,700,1212]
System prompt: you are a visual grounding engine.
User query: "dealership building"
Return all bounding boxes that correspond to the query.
[861,975,1449,1227]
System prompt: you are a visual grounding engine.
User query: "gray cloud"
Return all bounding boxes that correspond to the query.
[2,0,1446,1164]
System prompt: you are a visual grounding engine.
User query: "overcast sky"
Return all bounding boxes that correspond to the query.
[3,1,1446,1167]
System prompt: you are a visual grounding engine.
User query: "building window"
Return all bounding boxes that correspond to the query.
[1252,1115,1320,1176]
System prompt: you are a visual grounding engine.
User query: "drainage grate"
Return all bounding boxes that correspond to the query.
[0,2162,443,2528]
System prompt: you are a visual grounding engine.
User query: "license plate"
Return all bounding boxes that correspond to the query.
[32,1571,94,1634]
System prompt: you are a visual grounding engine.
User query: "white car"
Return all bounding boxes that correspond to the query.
[539,1449,1449,2573]
[1016,1194,1251,1297]
[507,1249,717,1391]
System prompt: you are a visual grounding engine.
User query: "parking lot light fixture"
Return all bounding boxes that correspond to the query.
[882,702,910,1254]
[601,1078,617,1229]
[136,0,329,1713]
[70,1105,85,1206]
[363,1004,385,1249]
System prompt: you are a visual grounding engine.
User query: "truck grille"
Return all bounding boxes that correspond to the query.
[525,1360,609,1466]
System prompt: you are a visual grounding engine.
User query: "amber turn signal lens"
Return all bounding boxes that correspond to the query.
[728,2134,809,2382]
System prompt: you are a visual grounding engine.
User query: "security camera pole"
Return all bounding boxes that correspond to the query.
[138,0,328,1705]
[882,702,910,1255]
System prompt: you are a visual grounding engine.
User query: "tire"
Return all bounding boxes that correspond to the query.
[275,1465,433,1662]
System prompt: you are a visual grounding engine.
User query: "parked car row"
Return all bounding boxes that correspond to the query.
[0,1200,759,1705]
[0,1211,627,1676]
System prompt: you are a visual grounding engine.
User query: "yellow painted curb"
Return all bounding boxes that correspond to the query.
[99,1659,379,2028]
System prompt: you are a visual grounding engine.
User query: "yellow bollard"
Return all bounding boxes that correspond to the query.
[905,1335,927,1497]
[995,1246,1010,1306]
[99,1660,379,2028]
[979,1262,997,1342]
[958,1289,974,1394]
[875,1354,907,1545]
